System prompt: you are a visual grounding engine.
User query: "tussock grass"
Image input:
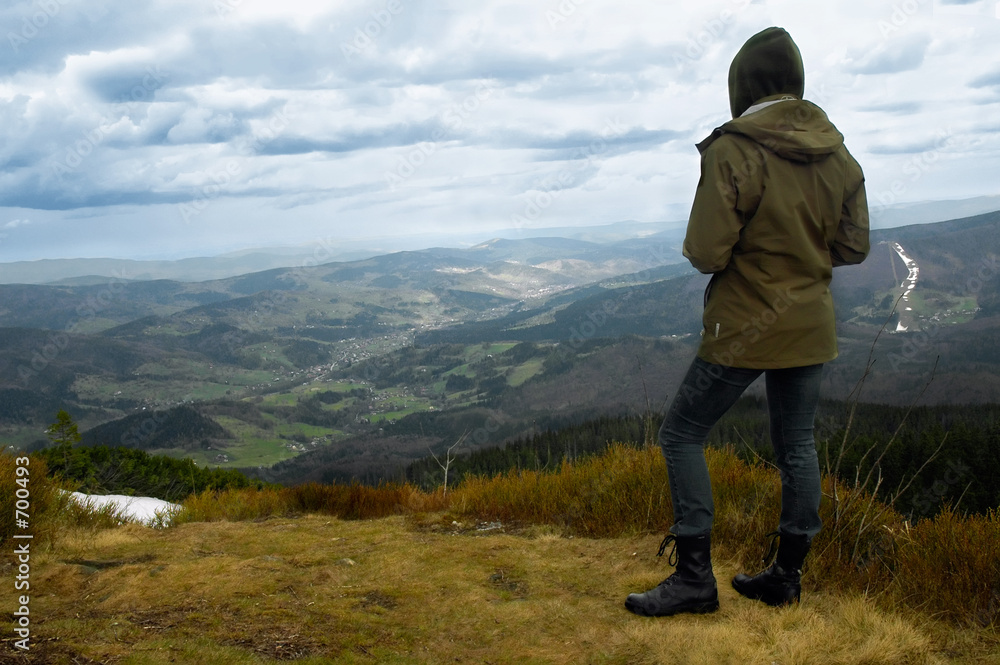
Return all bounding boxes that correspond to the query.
[174,481,447,525]
[892,507,1000,627]
[8,514,996,664]
[173,486,290,523]
[452,443,999,628]
[1,454,63,551]
[451,442,675,537]
[156,442,1000,628]
[1,453,132,556]
[4,441,998,663]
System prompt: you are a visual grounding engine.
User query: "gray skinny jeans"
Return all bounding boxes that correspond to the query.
[659,356,824,539]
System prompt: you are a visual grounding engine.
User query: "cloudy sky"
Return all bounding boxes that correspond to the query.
[1,0,999,262]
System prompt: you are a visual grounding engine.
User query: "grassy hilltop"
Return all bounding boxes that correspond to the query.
[2,444,998,664]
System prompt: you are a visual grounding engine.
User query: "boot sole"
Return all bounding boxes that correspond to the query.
[731,578,799,607]
[624,599,720,617]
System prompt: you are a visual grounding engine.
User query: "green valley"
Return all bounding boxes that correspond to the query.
[3,211,1000,499]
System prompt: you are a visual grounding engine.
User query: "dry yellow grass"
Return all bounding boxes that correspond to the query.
[4,514,998,664]
[3,445,999,663]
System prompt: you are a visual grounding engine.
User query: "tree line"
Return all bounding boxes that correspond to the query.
[35,410,266,502]
[406,398,1000,519]
[28,399,1000,518]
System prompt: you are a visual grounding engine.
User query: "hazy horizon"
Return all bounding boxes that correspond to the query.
[3,0,1000,263]
[1,193,997,271]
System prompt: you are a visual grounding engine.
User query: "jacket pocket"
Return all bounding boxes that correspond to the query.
[703,273,717,308]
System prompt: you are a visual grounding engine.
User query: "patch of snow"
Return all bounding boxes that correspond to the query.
[66,492,182,527]
[890,242,920,332]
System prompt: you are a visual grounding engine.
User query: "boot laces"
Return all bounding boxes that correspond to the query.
[761,530,780,566]
[656,534,678,567]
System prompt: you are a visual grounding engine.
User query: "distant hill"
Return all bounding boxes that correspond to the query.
[4,208,1000,479]
[833,209,1000,297]
[0,219,686,285]
[6,194,998,285]
[0,233,685,333]
[869,194,1000,229]
[80,405,231,451]
[0,251,334,285]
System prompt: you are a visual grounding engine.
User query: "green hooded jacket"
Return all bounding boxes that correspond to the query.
[683,27,869,369]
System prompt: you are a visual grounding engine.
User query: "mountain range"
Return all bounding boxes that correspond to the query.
[5,194,999,286]
[2,207,999,484]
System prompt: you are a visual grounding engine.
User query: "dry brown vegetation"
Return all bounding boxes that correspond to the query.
[1,444,998,664]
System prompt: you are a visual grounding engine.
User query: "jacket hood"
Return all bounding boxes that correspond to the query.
[729,27,804,119]
[711,99,846,162]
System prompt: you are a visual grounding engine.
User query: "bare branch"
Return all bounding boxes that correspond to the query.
[428,430,469,497]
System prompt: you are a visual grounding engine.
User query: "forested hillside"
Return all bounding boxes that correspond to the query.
[2,211,1000,516]
[402,400,1000,519]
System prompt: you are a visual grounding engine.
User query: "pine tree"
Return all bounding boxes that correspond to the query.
[46,409,82,470]
[46,410,81,447]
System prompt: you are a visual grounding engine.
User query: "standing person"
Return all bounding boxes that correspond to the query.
[625,26,869,617]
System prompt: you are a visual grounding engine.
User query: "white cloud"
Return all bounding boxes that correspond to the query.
[0,0,998,260]
[844,32,933,74]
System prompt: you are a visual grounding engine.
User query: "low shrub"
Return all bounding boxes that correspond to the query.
[172,481,446,524]
[0,453,126,556]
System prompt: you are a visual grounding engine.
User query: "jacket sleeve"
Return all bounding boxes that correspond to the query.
[682,140,749,274]
[830,168,870,267]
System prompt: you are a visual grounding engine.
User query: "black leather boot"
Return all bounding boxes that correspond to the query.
[625,534,719,617]
[732,531,811,606]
